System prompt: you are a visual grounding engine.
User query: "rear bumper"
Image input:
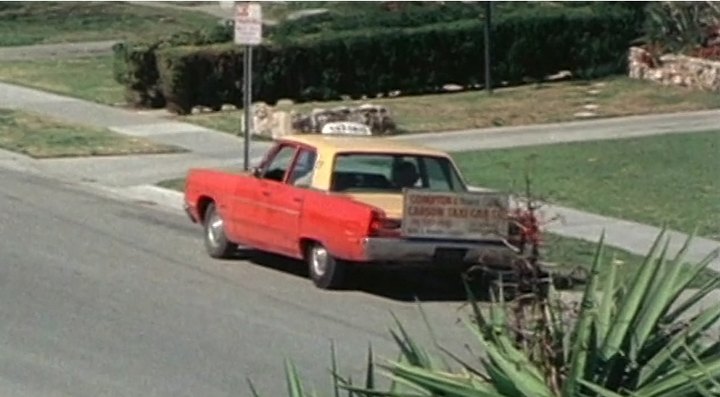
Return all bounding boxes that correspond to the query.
[360,237,515,264]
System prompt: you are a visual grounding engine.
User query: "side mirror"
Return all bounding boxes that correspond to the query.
[251,166,262,178]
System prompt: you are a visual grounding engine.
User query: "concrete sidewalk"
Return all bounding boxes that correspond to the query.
[0,81,718,271]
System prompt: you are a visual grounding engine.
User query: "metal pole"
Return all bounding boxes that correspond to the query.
[243,45,252,170]
[484,1,492,94]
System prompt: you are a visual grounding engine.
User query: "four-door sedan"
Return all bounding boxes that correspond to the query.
[184,130,519,289]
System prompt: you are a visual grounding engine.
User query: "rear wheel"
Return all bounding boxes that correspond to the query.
[203,202,237,258]
[307,243,346,289]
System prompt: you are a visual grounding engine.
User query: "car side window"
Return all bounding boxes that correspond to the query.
[423,157,452,190]
[262,145,297,182]
[288,149,317,188]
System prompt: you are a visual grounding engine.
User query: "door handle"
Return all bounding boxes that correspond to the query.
[261,191,271,197]
[292,197,302,203]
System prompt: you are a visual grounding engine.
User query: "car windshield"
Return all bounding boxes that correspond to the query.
[330,153,467,193]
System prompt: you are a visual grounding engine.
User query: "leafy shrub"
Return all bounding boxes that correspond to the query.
[268,2,643,40]
[268,2,485,39]
[156,6,642,114]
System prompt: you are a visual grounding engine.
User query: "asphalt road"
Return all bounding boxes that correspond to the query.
[0,167,478,397]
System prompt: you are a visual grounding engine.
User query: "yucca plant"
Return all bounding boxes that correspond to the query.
[643,1,720,54]
[254,228,720,397]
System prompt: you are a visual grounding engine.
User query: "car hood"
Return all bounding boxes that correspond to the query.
[340,193,404,219]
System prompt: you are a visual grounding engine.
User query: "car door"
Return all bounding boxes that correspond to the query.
[252,143,299,253]
[268,147,318,256]
[229,143,295,248]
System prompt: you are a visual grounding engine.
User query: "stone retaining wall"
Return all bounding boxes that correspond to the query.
[628,46,720,91]
[251,102,397,139]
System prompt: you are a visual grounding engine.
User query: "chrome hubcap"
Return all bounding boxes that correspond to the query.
[206,212,224,247]
[311,246,329,277]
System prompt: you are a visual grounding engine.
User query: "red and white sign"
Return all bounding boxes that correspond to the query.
[401,190,509,240]
[234,2,262,46]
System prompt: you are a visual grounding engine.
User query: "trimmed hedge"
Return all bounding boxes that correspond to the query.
[267,2,485,39]
[153,6,643,114]
[112,22,233,108]
[267,2,644,39]
[156,44,245,114]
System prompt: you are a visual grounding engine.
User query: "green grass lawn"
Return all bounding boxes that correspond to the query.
[0,56,125,105]
[0,108,183,158]
[184,77,720,134]
[454,130,720,239]
[0,2,219,46]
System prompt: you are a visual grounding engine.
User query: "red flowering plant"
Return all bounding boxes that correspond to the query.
[464,169,565,300]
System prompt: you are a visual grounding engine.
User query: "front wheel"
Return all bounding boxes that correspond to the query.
[307,243,346,290]
[203,202,237,259]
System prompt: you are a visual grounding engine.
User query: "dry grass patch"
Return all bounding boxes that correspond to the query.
[0,108,183,158]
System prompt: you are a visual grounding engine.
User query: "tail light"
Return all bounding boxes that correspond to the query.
[367,210,402,237]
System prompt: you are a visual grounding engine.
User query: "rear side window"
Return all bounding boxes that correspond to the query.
[422,156,463,191]
[288,149,317,188]
[330,153,466,193]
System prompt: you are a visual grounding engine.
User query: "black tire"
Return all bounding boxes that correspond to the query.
[306,243,346,289]
[203,202,237,259]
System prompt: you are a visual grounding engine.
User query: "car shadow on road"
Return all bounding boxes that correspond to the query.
[237,249,481,303]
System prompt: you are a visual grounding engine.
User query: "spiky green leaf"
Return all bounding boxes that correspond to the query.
[597,253,619,343]
[629,237,675,361]
[464,320,554,397]
[639,303,720,385]
[600,228,667,360]
[285,359,306,397]
[380,361,501,397]
[248,378,262,397]
[577,379,628,397]
[563,231,605,397]
[636,353,720,396]
[668,247,720,304]
[331,340,341,397]
[662,248,720,323]
[366,344,375,390]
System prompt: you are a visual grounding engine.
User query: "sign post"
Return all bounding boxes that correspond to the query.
[234,2,262,170]
[484,1,492,94]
